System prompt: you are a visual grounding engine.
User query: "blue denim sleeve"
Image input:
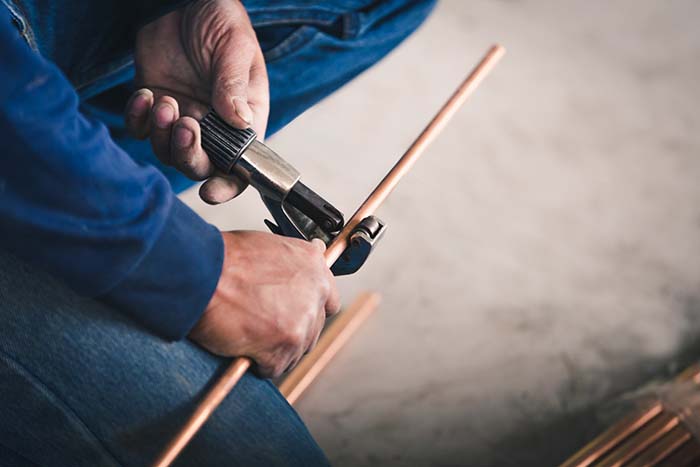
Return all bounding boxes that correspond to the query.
[0,13,223,340]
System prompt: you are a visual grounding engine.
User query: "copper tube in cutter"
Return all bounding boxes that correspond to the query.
[200,112,344,235]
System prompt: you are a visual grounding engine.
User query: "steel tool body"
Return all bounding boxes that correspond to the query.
[200,111,386,275]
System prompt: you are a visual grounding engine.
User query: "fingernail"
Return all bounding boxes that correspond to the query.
[155,104,175,129]
[128,92,149,118]
[174,126,193,148]
[232,97,253,125]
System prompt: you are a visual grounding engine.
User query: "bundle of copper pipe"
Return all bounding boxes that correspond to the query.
[561,364,700,467]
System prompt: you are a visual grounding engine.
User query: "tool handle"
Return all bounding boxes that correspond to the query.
[200,111,256,173]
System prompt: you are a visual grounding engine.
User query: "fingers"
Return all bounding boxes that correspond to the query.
[257,355,290,380]
[282,307,325,376]
[125,89,154,140]
[126,88,251,204]
[306,306,326,354]
[311,238,326,254]
[211,36,255,130]
[199,175,248,204]
[325,272,342,317]
[310,239,341,316]
[171,116,215,180]
[149,95,179,165]
[247,50,270,138]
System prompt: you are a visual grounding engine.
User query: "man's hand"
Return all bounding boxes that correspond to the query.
[126,0,268,204]
[189,231,341,378]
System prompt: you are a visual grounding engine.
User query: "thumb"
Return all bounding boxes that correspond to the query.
[211,47,254,130]
[311,238,327,253]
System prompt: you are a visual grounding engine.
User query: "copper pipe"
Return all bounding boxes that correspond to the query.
[325,44,506,261]
[658,437,700,467]
[561,364,700,467]
[279,292,381,405]
[595,413,680,467]
[559,403,664,467]
[151,44,506,467]
[151,359,250,467]
[626,425,691,467]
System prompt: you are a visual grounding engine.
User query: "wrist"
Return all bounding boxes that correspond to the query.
[190,230,236,339]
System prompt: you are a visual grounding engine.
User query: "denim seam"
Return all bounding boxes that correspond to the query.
[253,13,359,39]
[264,26,321,63]
[74,56,134,94]
[0,348,123,467]
[0,0,37,49]
[246,6,349,17]
[343,12,359,38]
[252,16,336,27]
[327,25,418,49]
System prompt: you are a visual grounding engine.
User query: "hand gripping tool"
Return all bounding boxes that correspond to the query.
[152,45,506,467]
[199,110,386,275]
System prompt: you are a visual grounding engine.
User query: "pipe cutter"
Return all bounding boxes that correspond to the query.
[200,110,386,275]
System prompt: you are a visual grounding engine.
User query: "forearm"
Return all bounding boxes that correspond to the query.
[0,11,222,340]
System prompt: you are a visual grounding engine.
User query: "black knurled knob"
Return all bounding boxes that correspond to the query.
[200,111,257,173]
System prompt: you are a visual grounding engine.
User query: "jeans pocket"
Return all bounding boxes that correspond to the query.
[246,2,373,62]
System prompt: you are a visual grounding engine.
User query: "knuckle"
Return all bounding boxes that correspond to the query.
[311,321,324,345]
[271,365,286,379]
[320,277,331,295]
[306,338,319,354]
[230,33,257,55]
[285,328,305,349]
[157,95,178,107]
[304,246,324,265]
[281,322,306,349]
[258,355,280,378]
[265,357,288,379]
[259,365,275,379]
[218,75,248,93]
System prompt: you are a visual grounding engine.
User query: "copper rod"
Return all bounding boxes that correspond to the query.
[595,414,680,467]
[151,44,506,467]
[658,437,700,467]
[279,292,381,405]
[626,425,691,467]
[152,359,249,467]
[325,44,506,260]
[562,364,700,467]
[560,403,665,467]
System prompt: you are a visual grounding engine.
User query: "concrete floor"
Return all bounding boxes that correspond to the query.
[182,1,700,465]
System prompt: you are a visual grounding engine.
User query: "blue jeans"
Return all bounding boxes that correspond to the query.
[0,1,435,465]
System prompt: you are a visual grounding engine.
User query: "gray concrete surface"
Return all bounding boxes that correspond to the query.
[182,1,700,465]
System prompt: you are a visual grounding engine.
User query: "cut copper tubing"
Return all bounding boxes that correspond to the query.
[560,403,665,467]
[279,292,381,405]
[626,425,691,467]
[658,436,700,467]
[561,363,700,467]
[151,44,506,467]
[595,413,680,467]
